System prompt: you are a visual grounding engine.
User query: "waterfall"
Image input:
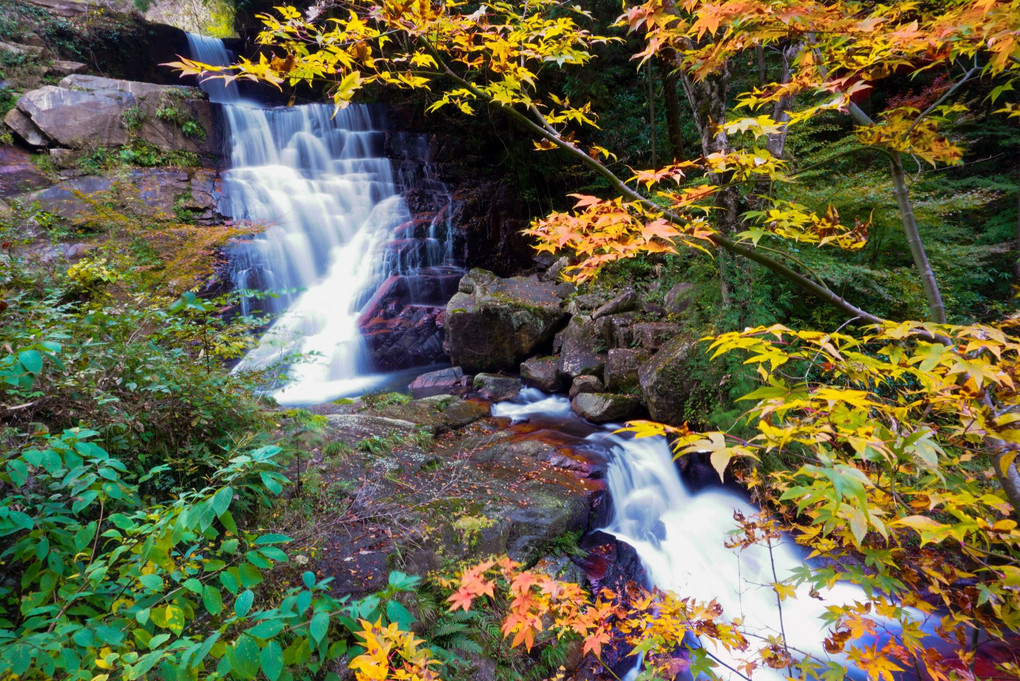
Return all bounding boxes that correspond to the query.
[185,34,460,405]
[493,390,923,680]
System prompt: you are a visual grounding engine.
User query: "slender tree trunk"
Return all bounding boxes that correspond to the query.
[847,101,947,323]
[656,57,684,161]
[647,62,657,168]
[680,67,751,314]
[1015,175,1020,280]
[766,43,800,159]
[888,151,946,323]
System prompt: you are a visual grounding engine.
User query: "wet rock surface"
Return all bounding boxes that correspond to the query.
[639,336,696,426]
[297,395,609,597]
[473,372,522,402]
[520,356,562,392]
[444,268,567,371]
[571,392,640,424]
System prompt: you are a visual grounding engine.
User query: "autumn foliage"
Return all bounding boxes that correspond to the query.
[170,0,1020,679]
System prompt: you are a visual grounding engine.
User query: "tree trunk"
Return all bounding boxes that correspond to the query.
[680,67,751,315]
[656,57,684,161]
[647,62,657,168]
[766,43,800,159]
[888,151,947,323]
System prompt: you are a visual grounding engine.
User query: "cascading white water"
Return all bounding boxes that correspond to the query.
[186,34,457,404]
[494,390,918,680]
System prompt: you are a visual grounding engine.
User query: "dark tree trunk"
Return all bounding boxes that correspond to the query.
[656,57,684,161]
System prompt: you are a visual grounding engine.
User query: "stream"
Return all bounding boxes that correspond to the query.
[494,389,923,681]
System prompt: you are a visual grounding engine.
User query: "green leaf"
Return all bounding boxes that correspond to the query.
[387,571,420,591]
[151,605,186,635]
[260,471,283,495]
[203,585,224,615]
[213,487,234,517]
[238,563,263,588]
[258,547,288,563]
[221,570,240,595]
[6,458,28,486]
[128,650,163,680]
[235,589,255,617]
[139,574,165,592]
[18,350,42,375]
[254,533,291,545]
[386,600,415,630]
[74,522,97,552]
[261,640,284,681]
[226,635,260,680]
[309,612,329,643]
[247,618,284,639]
[10,646,32,675]
[183,577,204,594]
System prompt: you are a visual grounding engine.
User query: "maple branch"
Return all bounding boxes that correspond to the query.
[903,66,980,142]
[847,101,946,324]
[425,43,886,326]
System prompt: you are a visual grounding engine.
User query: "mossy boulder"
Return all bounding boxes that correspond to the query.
[520,355,561,392]
[638,336,697,425]
[444,268,567,371]
[571,392,640,423]
[380,395,489,433]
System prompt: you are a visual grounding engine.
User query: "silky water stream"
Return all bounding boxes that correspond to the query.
[186,34,459,405]
[493,389,932,681]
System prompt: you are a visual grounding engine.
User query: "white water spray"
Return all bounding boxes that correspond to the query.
[186,34,455,404]
[493,390,921,680]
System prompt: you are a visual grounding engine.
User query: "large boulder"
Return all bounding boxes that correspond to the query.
[4,109,47,148]
[571,392,640,424]
[592,288,638,319]
[444,268,567,371]
[473,373,522,402]
[556,315,605,380]
[638,336,697,425]
[569,374,603,399]
[13,75,220,155]
[604,348,648,393]
[408,366,466,398]
[520,356,561,392]
[595,312,638,350]
[632,322,682,352]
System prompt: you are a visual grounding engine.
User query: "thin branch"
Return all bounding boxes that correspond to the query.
[902,66,980,142]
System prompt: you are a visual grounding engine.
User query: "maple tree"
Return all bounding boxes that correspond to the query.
[170,0,1020,679]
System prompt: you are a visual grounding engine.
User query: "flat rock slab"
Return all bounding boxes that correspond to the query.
[22,168,221,222]
[325,413,421,444]
[289,407,606,597]
[15,75,220,155]
[380,395,489,434]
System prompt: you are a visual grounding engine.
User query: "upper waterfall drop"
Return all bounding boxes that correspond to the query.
[186,34,458,405]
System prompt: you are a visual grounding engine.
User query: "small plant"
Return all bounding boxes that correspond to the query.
[363,391,412,408]
[120,104,146,131]
[411,428,435,450]
[356,434,394,456]
[156,90,207,140]
[323,440,353,458]
[66,256,119,297]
